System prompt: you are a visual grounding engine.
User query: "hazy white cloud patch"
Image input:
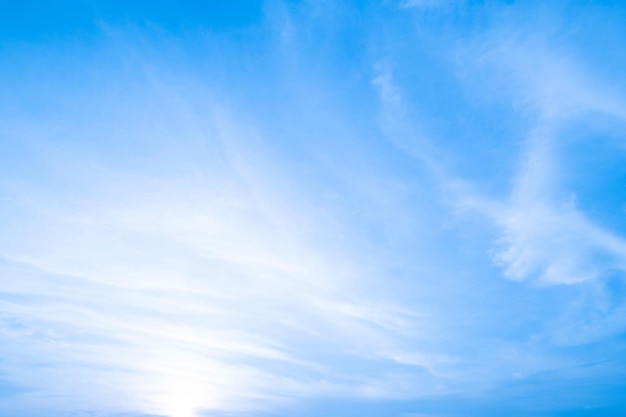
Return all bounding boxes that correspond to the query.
[372,64,444,176]
[452,24,626,286]
[0,40,444,416]
[490,198,626,284]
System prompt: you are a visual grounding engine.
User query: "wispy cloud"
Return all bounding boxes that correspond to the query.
[451,13,626,285]
[0,26,442,417]
[2,2,626,417]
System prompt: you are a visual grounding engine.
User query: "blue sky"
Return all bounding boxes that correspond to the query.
[1,1,626,416]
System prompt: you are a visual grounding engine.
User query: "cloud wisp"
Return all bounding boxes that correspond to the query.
[2,2,626,417]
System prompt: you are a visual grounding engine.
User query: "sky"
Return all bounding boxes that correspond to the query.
[1,1,626,416]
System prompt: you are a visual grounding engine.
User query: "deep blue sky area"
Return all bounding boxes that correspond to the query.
[0,1,265,41]
[1,1,626,417]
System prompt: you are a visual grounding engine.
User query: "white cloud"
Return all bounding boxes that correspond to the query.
[491,199,626,284]
[372,64,442,175]
[454,29,626,285]
[0,69,441,416]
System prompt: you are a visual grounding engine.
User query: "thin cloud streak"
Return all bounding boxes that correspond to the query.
[2,2,626,417]
[0,32,443,416]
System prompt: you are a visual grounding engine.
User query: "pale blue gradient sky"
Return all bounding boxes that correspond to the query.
[2,1,626,417]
